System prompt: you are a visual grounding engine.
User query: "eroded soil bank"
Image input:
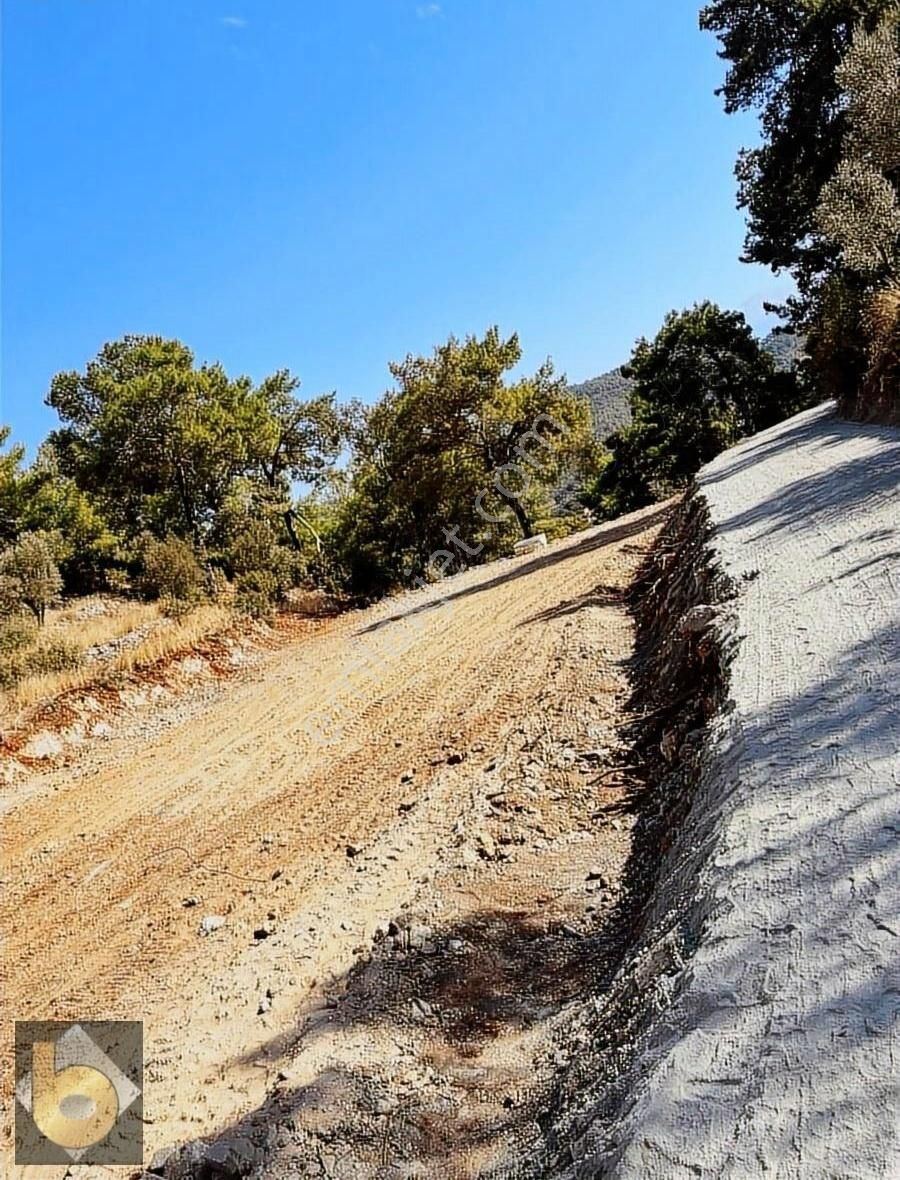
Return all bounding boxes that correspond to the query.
[537,405,900,1180]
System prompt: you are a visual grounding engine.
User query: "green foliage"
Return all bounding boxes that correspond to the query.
[0,571,79,692]
[0,611,37,657]
[18,446,120,593]
[138,535,206,607]
[815,16,900,279]
[0,633,82,691]
[532,514,587,542]
[43,335,346,557]
[0,531,64,624]
[0,648,28,691]
[808,13,900,410]
[805,273,872,407]
[0,427,26,547]
[235,569,279,618]
[103,567,132,595]
[341,328,594,593]
[248,374,346,553]
[583,304,807,517]
[27,637,83,675]
[212,486,304,608]
[861,286,900,421]
[699,0,894,295]
[46,335,271,543]
[701,1,899,414]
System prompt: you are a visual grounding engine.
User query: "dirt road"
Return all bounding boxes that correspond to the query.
[2,504,666,1179]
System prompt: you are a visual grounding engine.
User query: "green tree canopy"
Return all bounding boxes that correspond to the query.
[584,303,804,517]
[815,14,900,279]
[0,426,26,547]
[247,372,346,552]
[699,0,896,298]
[340,328,592,593]
[0,532,63,625]
[44,335,345,561]
[47,335,271,544]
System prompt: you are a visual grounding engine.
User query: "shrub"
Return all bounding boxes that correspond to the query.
[860,286,900,423]
[0,652,26,690]
[0,574,24,619]
[807,276,871,414]
[533,514,586,542]
[158,594,195,620]
[103,567,131,595]
[0,612,39,687]
[228,518,279,575]
[226,518,301,589]
[0,531,63,624]
[138,535,206,606]
[235,569,279,618]
[0,634,82,691]
[0,611,37,656]
[27,637,83,675]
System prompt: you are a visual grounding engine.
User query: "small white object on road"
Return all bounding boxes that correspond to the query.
[513,533,548,556]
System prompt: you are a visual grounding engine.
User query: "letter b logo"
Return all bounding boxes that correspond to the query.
[15,1021,143,1165]
[31,1038,120,1152]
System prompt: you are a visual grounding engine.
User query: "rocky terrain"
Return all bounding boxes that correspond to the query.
[3,502,667,1179]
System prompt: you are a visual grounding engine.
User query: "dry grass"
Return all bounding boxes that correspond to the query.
[43,598,160,647]
[1,602,231,716]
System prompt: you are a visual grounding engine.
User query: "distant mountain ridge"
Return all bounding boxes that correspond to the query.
[567,369,634,438]
[568,330,805,441]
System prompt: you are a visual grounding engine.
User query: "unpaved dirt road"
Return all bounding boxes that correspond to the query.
[2,504,666,1179]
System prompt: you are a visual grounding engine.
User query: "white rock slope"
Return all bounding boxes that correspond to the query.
[608,404,900,1178]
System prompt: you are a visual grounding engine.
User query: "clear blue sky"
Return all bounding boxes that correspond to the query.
[1,0,790,456]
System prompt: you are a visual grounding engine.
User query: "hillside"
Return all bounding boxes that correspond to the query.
[569,330,804,444]
[568,368,634,438]
[763,328,807,371]
[1,503,668,1178]
[3,406,897,1179]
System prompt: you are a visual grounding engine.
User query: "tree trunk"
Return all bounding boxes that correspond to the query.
[508,496,533,539]
[286,507,323,553]
[282,509,303,552]
[174,460,201,548]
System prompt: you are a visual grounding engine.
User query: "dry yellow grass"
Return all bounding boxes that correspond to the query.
[43,598,160,647]
[1,602,231,717]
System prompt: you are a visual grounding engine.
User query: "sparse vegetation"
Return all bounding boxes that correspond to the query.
[138,534,208,609]
[0,597,230,715]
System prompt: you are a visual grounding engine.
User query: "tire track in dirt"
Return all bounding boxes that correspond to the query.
[1,504,667,1176]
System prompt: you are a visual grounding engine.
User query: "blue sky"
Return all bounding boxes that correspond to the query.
[1,0,790,456]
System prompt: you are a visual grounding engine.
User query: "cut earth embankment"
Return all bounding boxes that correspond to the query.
[537,402,900,1179]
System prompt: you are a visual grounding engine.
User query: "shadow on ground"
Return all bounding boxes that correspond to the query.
[355,506,669,637]
[147,904,639,1179]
